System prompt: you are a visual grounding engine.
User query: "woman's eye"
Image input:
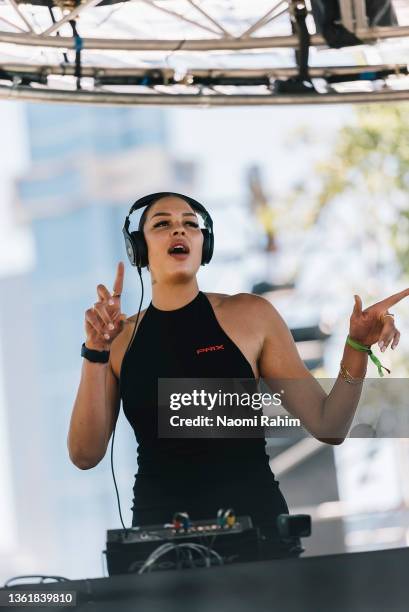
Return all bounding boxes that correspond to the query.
[153,221,199,228]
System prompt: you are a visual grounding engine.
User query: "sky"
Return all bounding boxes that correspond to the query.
[0,102,33,277]
[0,101,31,551]
[166,104,351,203]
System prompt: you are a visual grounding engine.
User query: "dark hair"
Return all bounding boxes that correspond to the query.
[137,201,155,233]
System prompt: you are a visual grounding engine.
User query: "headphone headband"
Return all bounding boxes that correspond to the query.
[126,191,213,230]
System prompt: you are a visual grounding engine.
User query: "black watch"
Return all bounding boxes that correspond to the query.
[81,342,110,363]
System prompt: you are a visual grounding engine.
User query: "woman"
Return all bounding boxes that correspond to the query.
[68,192,404,559]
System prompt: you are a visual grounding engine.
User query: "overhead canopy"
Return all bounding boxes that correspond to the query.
[0,0,408,105]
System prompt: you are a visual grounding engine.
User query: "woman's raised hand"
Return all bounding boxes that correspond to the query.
[84,262,127,351]
[349,288,409,351]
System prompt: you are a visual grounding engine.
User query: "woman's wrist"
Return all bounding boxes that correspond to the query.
[341,340,368,379]
[85,339,110,352]
[347,334,371,349]
[339,361,366,384]
[344,334,390,377]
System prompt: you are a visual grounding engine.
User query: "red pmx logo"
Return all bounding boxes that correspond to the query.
[196,344,225,355]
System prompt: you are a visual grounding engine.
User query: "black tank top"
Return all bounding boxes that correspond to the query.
[120,290,288,529]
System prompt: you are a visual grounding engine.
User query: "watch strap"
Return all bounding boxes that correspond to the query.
[81,342,110,363]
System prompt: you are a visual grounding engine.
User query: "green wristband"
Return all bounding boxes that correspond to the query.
[346,335,391,377]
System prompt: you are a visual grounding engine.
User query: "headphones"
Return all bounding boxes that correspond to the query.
[122,191,214,268]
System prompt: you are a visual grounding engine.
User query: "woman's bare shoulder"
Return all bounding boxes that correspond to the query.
[111,309,147,346]
[109,309,148,379]
[204,291,262,311]
[127,309,148,324]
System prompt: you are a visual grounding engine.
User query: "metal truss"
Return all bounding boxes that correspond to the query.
[2,84,408,106]
[0,0,408,105]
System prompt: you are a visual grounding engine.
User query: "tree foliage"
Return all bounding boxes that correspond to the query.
[314,103,409,273]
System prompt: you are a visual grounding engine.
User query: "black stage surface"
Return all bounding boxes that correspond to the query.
[2,546,409,611]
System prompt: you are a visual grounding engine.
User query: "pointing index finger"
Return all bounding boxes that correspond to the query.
[112,261,125,297]
[374,287,409,312]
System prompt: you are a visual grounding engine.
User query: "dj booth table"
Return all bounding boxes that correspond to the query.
[2,546,409,612]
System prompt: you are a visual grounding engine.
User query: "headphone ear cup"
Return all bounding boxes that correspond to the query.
[130,230,149,268]
[201,228,214,265]
[123,226,137,267]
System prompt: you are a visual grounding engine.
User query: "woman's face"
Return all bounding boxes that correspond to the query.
[143,196,204,283]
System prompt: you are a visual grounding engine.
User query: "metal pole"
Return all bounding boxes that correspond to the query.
[185,0,233,38]
[354,0,369,30]
[239,0,288,38]
[7,0,34,33]
[138,0,222,37]
[2,62,406,79]
[1,85,408,106]
[41,0,104,36]
[0,25,409,51]
[339,0,355,31]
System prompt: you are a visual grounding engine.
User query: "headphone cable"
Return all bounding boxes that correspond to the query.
[110,265,144,535]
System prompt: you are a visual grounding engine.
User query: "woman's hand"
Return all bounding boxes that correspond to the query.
[349,288,408,351]
[84,261,127,351]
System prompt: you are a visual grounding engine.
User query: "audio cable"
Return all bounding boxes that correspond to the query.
[110,265,145,536]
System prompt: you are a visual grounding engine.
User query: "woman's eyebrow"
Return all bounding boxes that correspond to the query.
[150,212,198,220]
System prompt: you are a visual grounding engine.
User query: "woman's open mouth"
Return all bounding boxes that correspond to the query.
[168,244,190,260]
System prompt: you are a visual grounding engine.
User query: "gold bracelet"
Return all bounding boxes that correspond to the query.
[339,361,365,385]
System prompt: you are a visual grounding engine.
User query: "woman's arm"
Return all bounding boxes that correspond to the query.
[252,296,367,444]
[68,263,125,468]
[68,355,120,469]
